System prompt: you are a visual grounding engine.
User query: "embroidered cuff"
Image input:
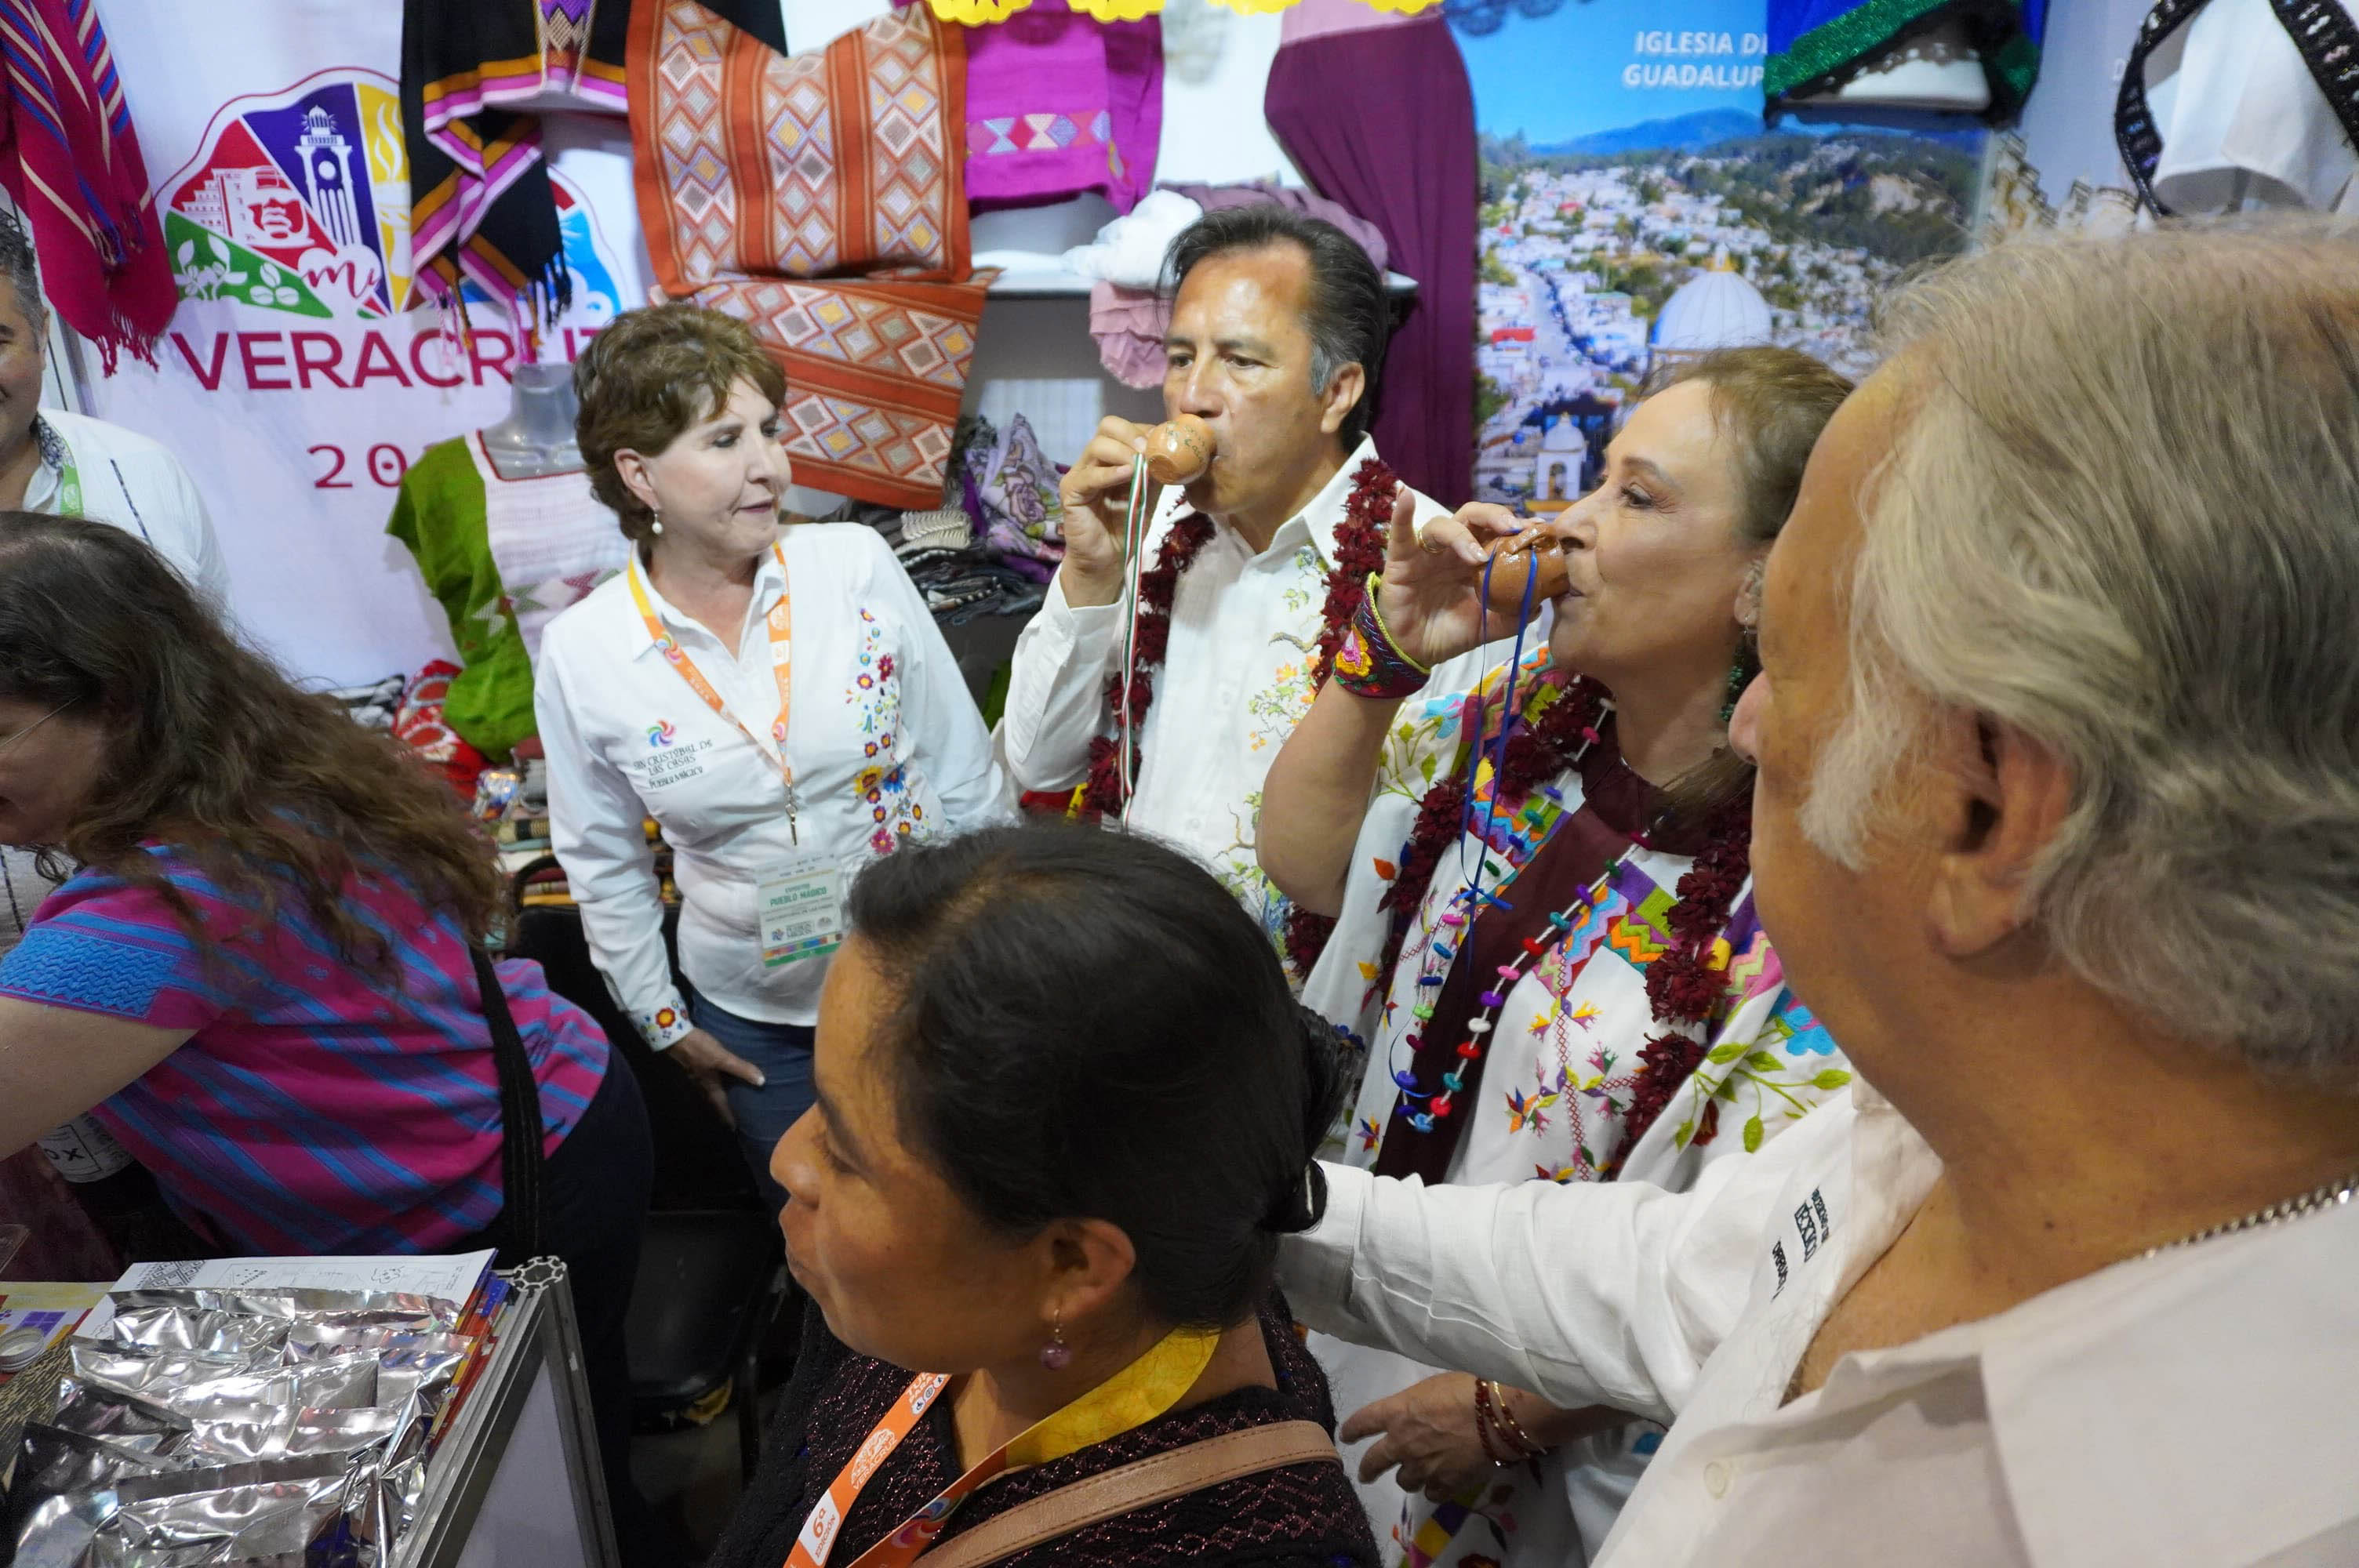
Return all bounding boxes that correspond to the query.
[638,995,696,1050]
[1333,575,1432,701]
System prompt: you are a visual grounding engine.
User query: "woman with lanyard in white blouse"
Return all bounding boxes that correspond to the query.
[536,305,1011,1205]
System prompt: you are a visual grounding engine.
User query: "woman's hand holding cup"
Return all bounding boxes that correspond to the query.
[1373,495,1539,671]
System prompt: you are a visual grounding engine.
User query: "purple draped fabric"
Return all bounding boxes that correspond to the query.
[1264,11,1477,506]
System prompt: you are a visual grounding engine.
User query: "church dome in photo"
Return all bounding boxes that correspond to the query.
[1652,262,1773,354]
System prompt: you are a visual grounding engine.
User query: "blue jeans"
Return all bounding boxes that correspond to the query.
[685,985,814,1210]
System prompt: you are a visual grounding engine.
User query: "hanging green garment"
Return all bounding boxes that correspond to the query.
[386,437,536,760]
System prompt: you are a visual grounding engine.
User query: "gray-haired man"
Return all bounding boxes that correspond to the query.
[1281,222,2359,1566]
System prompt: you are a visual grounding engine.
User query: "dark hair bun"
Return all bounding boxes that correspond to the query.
[1259,1007,1349,1233]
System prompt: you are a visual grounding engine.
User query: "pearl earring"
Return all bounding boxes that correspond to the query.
[649,512,664,536]
[1038,1306,1071,1370]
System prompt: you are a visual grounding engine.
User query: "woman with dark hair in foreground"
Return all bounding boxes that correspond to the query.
[710,819,1378,1568]
[0,514,654,1548]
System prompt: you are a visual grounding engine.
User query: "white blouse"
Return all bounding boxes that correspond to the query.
[535,523,1012,1043]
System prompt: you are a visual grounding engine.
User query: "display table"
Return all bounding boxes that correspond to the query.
[2,1258,616,1567]
[400,1265,616,1568]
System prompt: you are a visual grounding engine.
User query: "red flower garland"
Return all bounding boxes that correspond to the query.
[1377,670,1754,1171]
[1076,459,1398,976]
[1610,794,1752,1170]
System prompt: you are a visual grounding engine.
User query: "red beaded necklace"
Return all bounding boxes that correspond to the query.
[1377,670,1755,1171]
[1078,458,1397,976]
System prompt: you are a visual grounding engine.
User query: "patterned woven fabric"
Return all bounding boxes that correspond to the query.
[631,0,984,509]
[692,274,987,507]
[707,1298,1378,1568]
[629,0,969,289]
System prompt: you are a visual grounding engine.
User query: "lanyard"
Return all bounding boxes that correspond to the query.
[786,1323,1221,1568]
[628,543,800,840]
[54,454,81,517]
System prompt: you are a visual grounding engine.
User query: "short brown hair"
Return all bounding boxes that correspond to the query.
[572,305,787,541]
[1648,345,1855,546]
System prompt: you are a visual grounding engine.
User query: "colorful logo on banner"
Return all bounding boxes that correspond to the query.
[164,69,410,319]
[162,68,621,325]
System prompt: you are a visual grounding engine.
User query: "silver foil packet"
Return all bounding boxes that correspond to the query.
[11,1425,168,1537]
[67,1346,260,1400]
[111,1288,462,1332]
[281,1324,467,1363]
[100,1309,288,1363]
[48,1380,194,1459]
[180,1406,405,1468]
[364,1337,471,1426]
[71,1355,377,1421]
[93,1457,361,1567]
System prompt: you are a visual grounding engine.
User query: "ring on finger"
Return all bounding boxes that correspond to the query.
[1419,531,1447,555]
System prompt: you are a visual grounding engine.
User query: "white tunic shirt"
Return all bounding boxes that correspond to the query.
[29,410,227,610]
[1282,1083,2359,1567]
[998,435,1501,982]
[536,523,1012,1043]
[2147,0,2359,215]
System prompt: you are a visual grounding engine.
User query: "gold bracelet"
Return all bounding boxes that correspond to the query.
[1487,1381,1548,1457]
[1470,1375,1517,1466]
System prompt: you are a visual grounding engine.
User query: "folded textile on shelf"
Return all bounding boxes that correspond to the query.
[630,0,989,510]
[956,412,1067,565]
[327,674,408,732]
[1159,178,1391,274]
[1089,281,1169,388]
[1062,188,1205,289]
[965,9,1163,215]
[391,661,490,799]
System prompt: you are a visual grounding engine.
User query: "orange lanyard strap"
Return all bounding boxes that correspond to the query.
[786,1324,1221,1568]
[629,544,799,833]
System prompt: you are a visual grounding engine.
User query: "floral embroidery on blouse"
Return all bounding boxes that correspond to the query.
[843,607,931,855]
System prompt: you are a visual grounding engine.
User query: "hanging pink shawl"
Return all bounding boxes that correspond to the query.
[0,0,174,369]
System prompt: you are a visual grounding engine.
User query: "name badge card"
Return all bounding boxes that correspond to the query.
[758,848,845,968]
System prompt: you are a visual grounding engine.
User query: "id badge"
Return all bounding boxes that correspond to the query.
[758,848,845,968]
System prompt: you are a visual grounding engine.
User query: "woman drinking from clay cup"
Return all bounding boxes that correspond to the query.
[1259,347,1857,1566]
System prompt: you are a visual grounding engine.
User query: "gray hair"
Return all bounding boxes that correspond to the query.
[0,208,42,328]
[1801,220,2359,1089]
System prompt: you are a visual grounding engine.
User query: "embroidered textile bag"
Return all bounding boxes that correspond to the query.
[629,1,987,509]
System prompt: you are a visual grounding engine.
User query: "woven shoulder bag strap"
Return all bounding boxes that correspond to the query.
[471,946,547,1261]
[916,1420,1343,1568]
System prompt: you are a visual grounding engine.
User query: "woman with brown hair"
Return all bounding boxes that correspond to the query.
[535,304,1008,1208]
[0,513,652,1538]
[1258,347,1857,1566]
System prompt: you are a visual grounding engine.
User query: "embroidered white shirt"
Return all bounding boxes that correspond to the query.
[28,410,227,610]
[536,523,1012,1043]
[998,435,1502,978]
[1282,1083,2359,1567]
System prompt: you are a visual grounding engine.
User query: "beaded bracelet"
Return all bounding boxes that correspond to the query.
[1470,1376,1517,1466]
[1333,574,1431,701]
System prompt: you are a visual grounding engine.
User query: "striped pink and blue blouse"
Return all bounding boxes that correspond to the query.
[0,850,609,1255]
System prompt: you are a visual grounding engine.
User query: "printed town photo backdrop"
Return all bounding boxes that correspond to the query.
[1458,1,1986,508]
